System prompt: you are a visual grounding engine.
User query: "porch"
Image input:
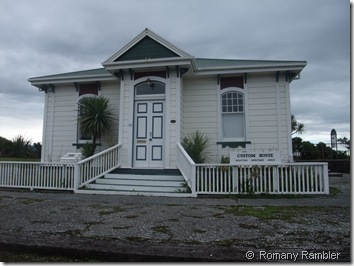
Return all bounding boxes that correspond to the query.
[0,143,329,196]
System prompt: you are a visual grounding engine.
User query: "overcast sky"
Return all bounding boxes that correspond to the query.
[0,0,350,149]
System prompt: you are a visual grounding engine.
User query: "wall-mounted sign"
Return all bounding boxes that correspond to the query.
[230,151,281,164]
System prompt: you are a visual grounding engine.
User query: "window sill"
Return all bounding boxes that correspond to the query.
[72,143,101,148]
[217,141,251,148]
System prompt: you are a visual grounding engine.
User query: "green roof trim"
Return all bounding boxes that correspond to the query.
[28,58,306,83]
[28,68,110,81]
[115,36,180,62]
[194,58,306,70]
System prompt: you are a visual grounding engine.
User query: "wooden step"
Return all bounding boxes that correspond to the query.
[85,183,182,193]
[82,170,190,194]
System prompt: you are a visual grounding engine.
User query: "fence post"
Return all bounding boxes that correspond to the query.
[73,164,80,191]
[191,165,197,197]
[323,163,329,194]
[273,165,279,193]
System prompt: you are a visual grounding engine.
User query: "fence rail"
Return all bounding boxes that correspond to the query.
[0,143,122,191]
[195,163,329,195]
[1,144,329,195]
[0,162,75,190]
[176,143,196,195]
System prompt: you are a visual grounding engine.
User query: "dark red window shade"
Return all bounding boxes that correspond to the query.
[220,77,244,90]
[79,83,99,96]
[134,71,166,80]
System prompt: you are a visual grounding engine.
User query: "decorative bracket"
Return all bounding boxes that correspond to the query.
[74,82,79,92]
[39,84,55,93]
[166,66,169,78]
[114,70,125,81]
[180,67,189,78]
[129,69,134,80]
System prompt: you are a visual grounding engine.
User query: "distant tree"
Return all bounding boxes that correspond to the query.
[31,142,42,159]
[316,142,335,159]
[10,135,32,158]
[338,137,350,150]
[293,137,349,161]
[0,136,12,157]
[301,141,319,160]
[291,115,305,135]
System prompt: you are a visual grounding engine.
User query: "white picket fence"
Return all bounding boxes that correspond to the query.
[176,143,329,195]
[0,143,122,191]
[195,163,329,195]
[0,162,75,190]
[0,143,329,195]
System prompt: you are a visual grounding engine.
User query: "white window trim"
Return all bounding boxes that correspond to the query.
[217,86,249,142]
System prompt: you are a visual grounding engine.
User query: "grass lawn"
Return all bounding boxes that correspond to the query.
[0,158,40,162]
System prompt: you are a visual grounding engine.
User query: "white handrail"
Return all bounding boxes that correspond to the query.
[176,142,196,196]
[74,143,122,190]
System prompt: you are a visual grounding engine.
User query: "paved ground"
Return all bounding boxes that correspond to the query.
[0,174,350,262]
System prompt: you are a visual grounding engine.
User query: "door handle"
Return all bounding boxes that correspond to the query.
[149,132,152,141]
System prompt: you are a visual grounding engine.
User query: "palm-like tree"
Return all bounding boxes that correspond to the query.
[291,115,305,135]
[79,96,115,156]
[181,131,210,163]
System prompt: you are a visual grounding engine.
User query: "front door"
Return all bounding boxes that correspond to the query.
[133,100,164,168]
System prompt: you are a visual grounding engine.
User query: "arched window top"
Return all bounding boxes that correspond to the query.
[221,91,244,113]
[135,80,165,95]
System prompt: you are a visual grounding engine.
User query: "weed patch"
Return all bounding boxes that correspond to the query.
[330,186,341,196]
[98,206,125,216]
[125,215,139,219]
[238,223,260,230]
[152,225,171,234]
[223,206,324,221]
[193,229,207,234]
[126,236,149,242]
[16,197,45,205]
[113,225,133,230]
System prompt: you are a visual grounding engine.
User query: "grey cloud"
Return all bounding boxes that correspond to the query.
[0,0,350,143]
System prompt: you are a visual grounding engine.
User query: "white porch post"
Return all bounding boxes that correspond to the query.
[73,164,80,191]
[323,163,329,194]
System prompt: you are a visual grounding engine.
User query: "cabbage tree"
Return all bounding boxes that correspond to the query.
[79,96,115,156]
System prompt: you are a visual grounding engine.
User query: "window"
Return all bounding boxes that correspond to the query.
[221,91,245,139]
[135,80,165,95]
[76,83,99,142]
[78,97,93,141]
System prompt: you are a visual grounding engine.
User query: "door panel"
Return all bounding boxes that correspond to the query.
[133,101,164,168]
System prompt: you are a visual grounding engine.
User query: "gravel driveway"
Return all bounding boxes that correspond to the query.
[0,174,350,262]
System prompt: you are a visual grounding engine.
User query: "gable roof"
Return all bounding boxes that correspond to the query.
[28,29,306,86]
[103,28,192,65]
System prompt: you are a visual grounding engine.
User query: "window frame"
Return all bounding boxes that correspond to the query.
[218,87,248,142]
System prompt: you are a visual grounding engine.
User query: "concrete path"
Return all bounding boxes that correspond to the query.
[0,174,350,262]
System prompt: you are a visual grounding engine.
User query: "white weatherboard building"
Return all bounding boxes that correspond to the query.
[19,28,328,196]
[29,28,306,167]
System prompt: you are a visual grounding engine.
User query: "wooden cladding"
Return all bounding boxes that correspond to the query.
[220,76,244,90]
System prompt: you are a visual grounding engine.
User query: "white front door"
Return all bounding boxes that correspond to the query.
[133,100,164,168]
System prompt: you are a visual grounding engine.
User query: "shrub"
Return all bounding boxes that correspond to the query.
[181,131,210,163]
